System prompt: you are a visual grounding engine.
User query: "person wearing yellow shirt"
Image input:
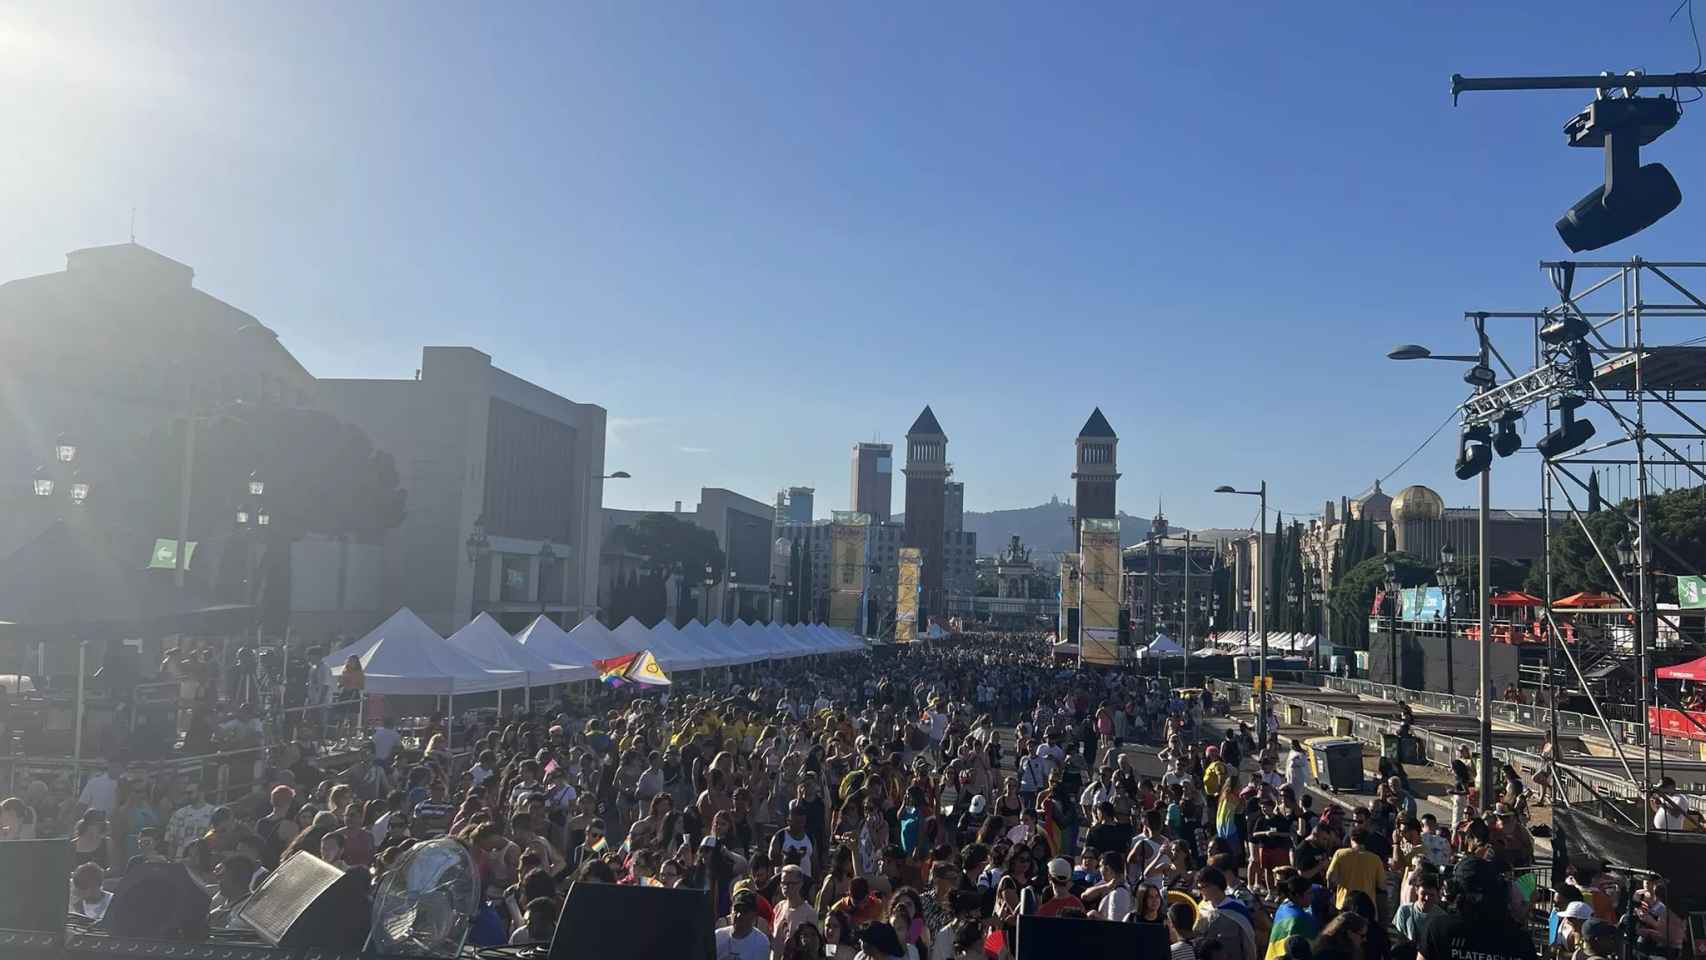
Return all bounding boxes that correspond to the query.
[1325,827,1387,911]
[1202,745,1229,799]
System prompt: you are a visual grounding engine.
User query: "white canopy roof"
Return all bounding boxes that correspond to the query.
[677,619,736,667]
[327,607,520,695]
[1140,635,1186,658]
[447,613,593,683]
[515,615,603,666]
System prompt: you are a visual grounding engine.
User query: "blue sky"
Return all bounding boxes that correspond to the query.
[3,1,1703,529]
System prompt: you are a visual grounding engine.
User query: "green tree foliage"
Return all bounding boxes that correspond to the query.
[129,401,406,544]
[607,512,726,583]
[1522,484,1706,602]
[1328,552,1434,649]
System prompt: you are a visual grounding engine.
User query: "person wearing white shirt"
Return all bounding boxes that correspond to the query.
[371,722,401,766]
[1285,740,1310,795]
[78,763,120,816]
[715,891,770,960]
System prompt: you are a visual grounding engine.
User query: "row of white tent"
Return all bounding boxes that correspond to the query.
[324,608,864,696]
[1202,631,1319,655]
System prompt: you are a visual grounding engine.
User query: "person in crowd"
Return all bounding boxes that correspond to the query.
[717,888,772,960]
[69,862,112,921]
[1420,858,1536,960]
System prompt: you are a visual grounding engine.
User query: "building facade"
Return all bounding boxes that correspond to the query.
[945,482,964,533]
[318,346,608,635]
[696,488,776,622]
[782,486,814,524]
[902,407,950,619]
[850,442,894,523]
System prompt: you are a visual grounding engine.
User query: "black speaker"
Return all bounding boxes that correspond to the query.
[0,840,74,932]
[1015,915,1165,959]
[236,852,369,949]
[548,882,713,960]
[103,861,210,941]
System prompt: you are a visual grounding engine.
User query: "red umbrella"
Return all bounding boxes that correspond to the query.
[1490,591,1545,607]
[1553,591,1620,608]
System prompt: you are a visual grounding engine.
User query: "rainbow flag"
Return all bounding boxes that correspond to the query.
[1265,901,1319,960]
[592,650,672,688]
[1215,787,1241,843]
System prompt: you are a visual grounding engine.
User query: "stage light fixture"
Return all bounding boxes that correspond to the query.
[1539,314,1592,344]
[1536,396,1596,459]
[1492,412,1523,457]
[1555,95,1682,252]
[1455,423,1493,480]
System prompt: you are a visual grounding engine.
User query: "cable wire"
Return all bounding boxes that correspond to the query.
[1378,408,1461,486]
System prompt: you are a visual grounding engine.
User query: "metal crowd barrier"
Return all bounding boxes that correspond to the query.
[1208,677,1668,804]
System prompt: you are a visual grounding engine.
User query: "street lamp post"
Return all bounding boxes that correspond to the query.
[1389,340,1495,810]
[1309,569,1326,673]
[578,470,631,621]
[1439,543,1459,697]
[702,563,716,622]
[537,540,557,621]
[1215,481,1269,744]
[1384,554,1401,687]
[464,513,492,621]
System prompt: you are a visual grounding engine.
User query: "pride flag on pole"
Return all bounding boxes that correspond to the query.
[592,650,672,688]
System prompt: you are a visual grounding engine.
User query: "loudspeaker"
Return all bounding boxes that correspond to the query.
[0,840,74,932]
[104,861,210,941]
[1015,915,1165,959]
[548,882,714,960]
[236,852,369,949]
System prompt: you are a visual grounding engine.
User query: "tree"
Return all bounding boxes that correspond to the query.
[1329,552,1435,649]
[607,512,726,583]
[124,402,406,634]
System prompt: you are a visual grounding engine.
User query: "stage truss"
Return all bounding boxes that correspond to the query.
[1466,258,1706,831]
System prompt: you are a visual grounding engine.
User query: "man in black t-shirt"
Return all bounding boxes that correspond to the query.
[1084,802,1132,861]
[1291,823,1333,882]
[1420,857,1536,960]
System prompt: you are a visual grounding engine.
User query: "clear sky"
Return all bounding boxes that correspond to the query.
[3,2,1703,529]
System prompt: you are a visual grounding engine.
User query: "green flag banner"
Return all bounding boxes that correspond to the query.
[1679,575,1706,609]
[147,539,198,571]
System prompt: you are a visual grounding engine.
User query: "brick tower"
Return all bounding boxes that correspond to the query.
[902,406,949,622]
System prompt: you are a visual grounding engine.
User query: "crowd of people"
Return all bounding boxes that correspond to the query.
[0,632,1685,960]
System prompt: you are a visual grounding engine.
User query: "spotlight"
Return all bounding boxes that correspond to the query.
[1493,412,1523,457]
[1536,396,1596,459]
[1555,96,1682,252]
[1455,423,1493,480]
[1539,314,1592,344]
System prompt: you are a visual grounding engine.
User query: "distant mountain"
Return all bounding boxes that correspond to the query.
[899,497,1159,559]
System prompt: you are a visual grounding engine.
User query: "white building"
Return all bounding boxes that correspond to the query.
[317,346,608,634]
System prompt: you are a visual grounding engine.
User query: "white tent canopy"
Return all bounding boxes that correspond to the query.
[447,613,592,683]
[327,607,520,695]
[1140,635,1186,658]
[516,615,603,666]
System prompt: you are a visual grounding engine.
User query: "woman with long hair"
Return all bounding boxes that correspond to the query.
[1311,911,1369,960]
[1130,881,1166,923]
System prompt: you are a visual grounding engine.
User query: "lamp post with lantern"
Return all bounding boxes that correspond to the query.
[1439,543,1459,696]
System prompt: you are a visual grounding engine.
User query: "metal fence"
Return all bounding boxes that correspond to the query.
[1208,677,1676,804]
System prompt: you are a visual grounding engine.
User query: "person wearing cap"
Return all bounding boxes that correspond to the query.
[1578,919,1622,960]
[716,889,771,960]
[1553,898,1595,959]
[1419,857,1536,960]
[1036,856,1085,917]
[1195,865,1258,960]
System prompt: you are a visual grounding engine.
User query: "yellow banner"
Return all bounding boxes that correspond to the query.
[895,547,921,643]
[1058,553,1079,645]
[1079,518,1122,667]
[828,511,870,631]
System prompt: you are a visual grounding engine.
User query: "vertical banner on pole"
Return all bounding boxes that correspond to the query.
[1059,554,1080,646]
[828,511,871,630]
[1079,518,1122,667]
[896,547,921,643]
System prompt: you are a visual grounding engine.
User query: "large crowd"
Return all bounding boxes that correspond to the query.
[1,632,1687,960]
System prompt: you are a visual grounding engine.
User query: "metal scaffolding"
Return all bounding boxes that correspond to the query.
[1465,258,1706,832]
